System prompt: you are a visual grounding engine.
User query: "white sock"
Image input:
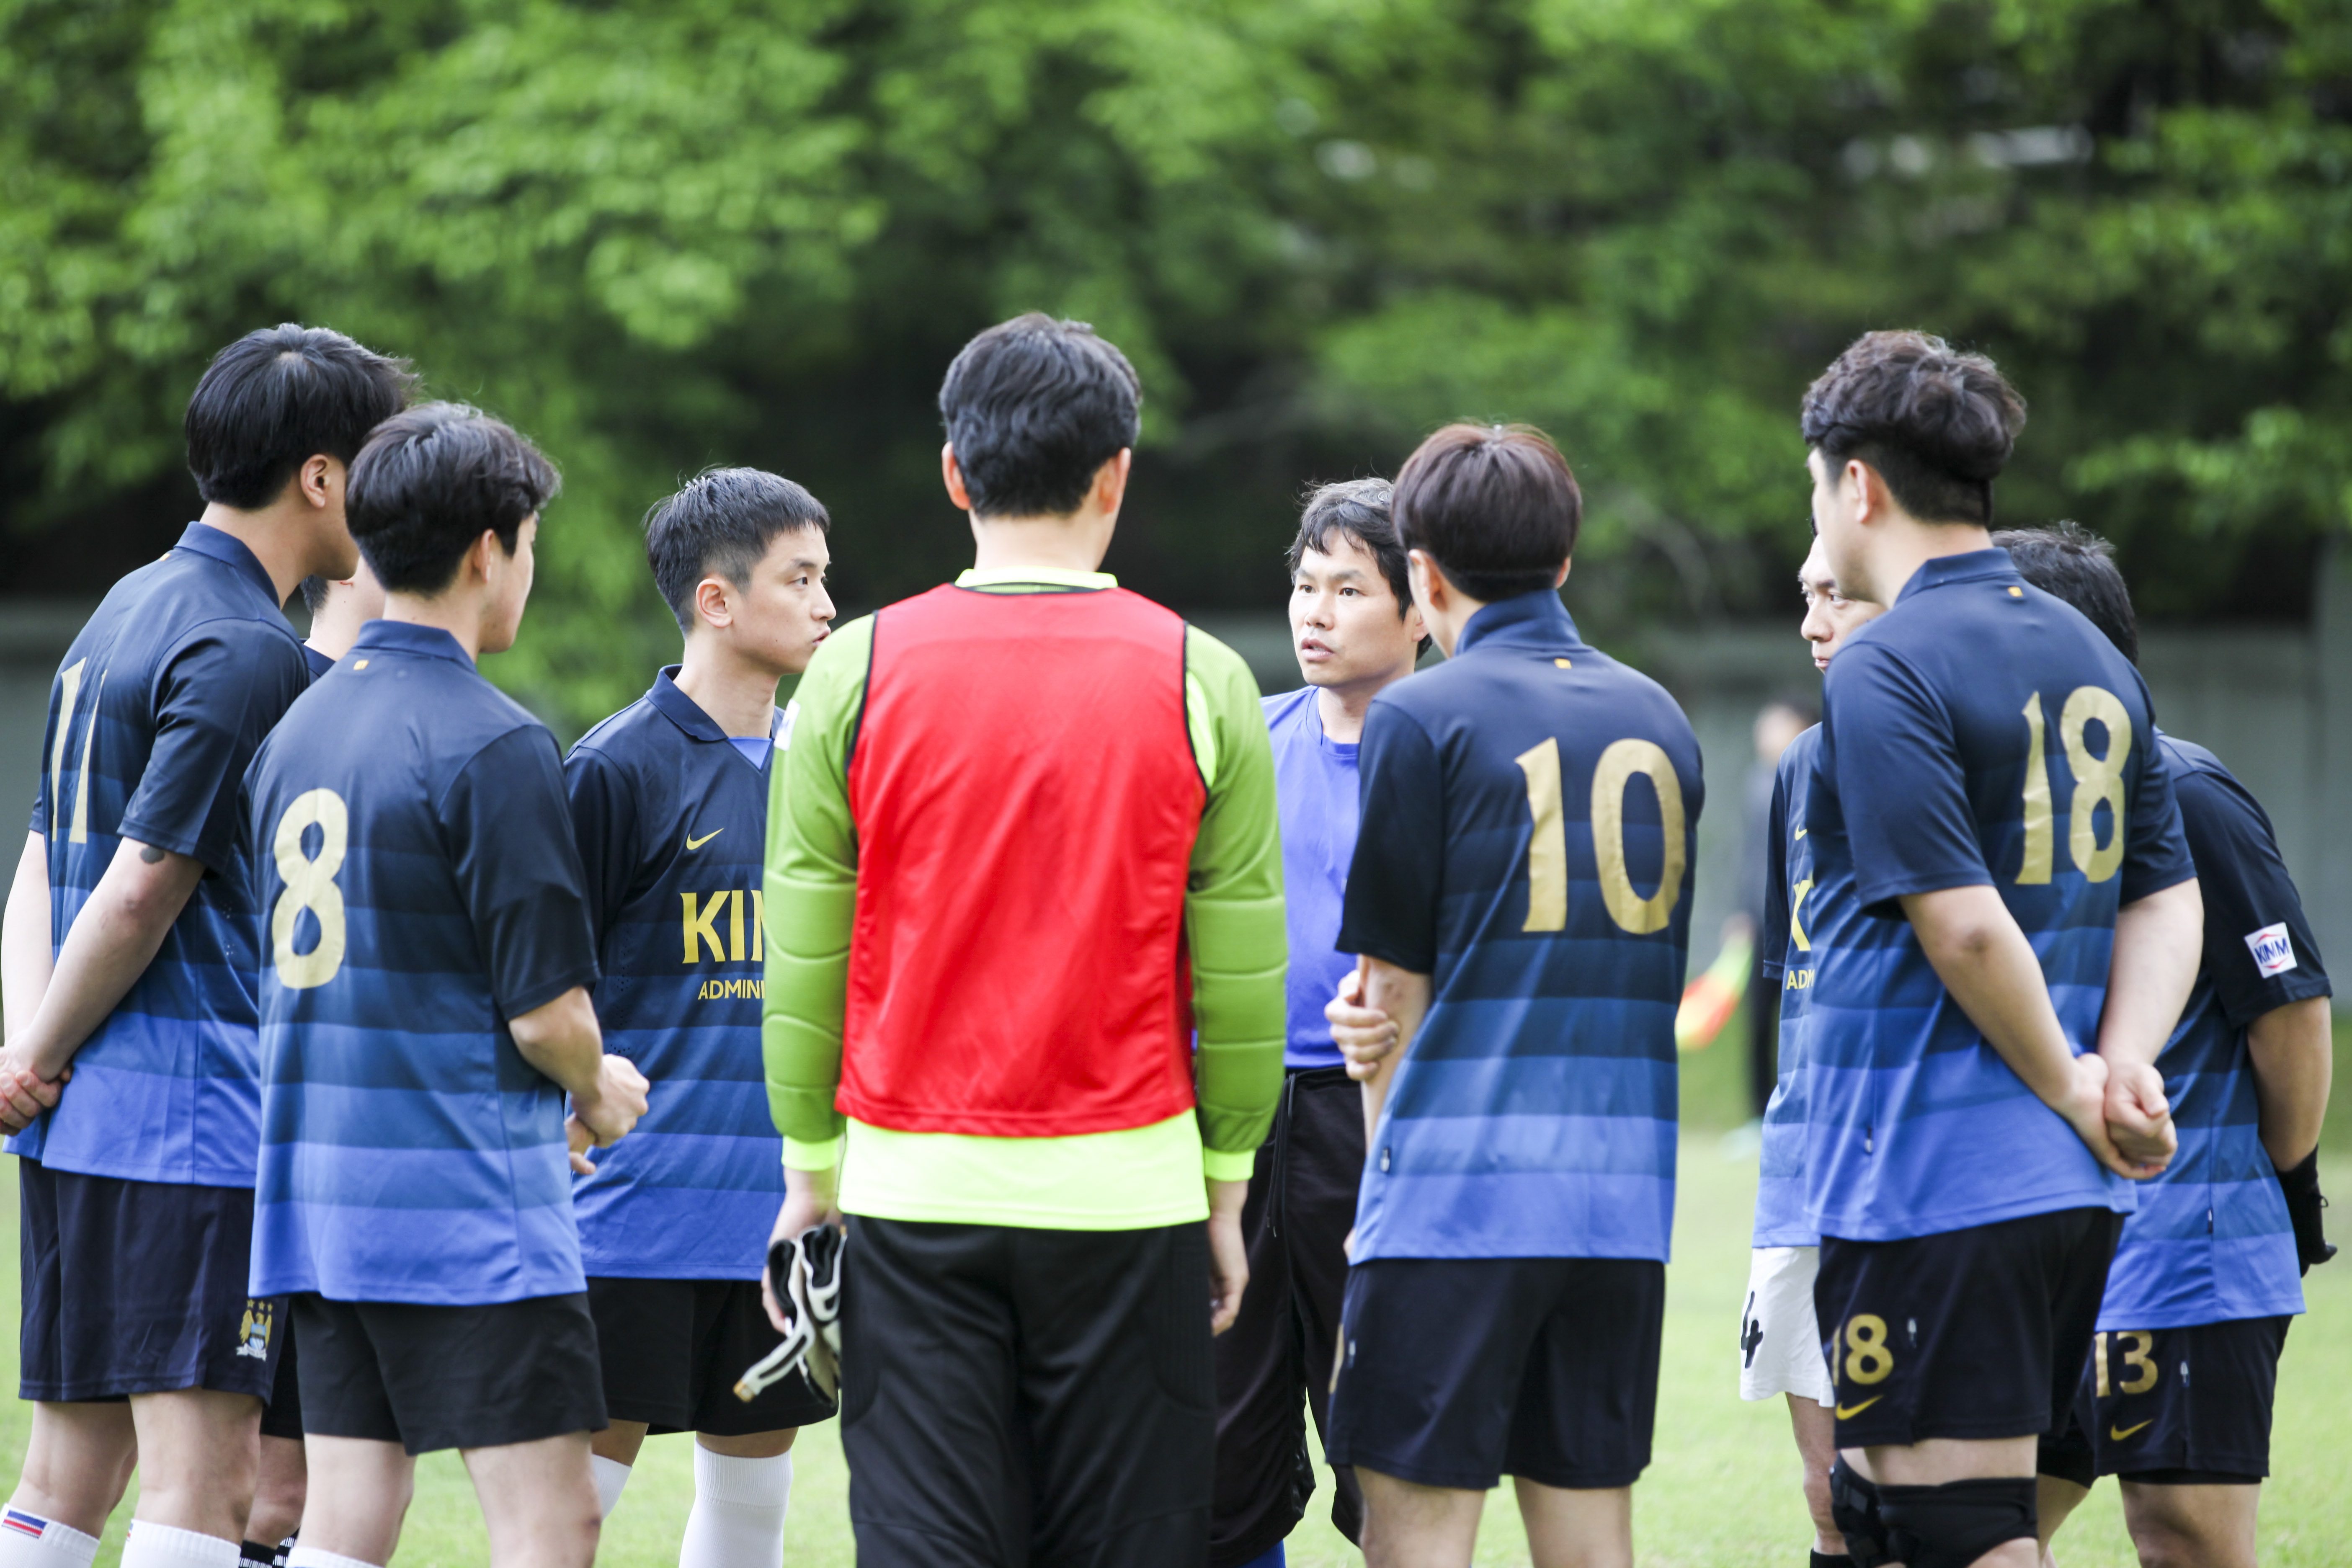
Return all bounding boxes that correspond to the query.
[121,1523,240,1568]
[0,1507,100,1568]
[679,1449,791,1568]
[284,1548,380,1568]
[591,1454,632,1520]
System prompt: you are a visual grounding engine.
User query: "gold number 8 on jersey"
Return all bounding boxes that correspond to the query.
[273,789,349,990]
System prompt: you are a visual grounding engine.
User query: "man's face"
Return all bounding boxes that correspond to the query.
[1798,539,1882,671]
[723,526,835,677]
[481,515,539,656]
[1289,532,1423,690]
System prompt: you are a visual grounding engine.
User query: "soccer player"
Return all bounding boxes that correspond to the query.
[1323,423,1704,1568]
[564,469,839,1560]
[0,325,411,1568]
[761,313,1285,1568]
[1740,540,1883,1568]
[1996,523,2333,1568]
[295,559,388,676]
[1213,478,1427,1568]
[1793,333,2205,1568]
[243,403,647,1568]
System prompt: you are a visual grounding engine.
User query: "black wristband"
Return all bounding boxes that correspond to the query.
[2276,1148,2337,1275]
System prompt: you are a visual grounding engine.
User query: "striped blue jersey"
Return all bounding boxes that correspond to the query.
[1263,685,1360,1071]
[11,523,310,1186]
[246,620,601,1305]
[1799,550,2196,1243]
[2098,736,2326,1329]
[1753,724,1821,1249]
[565,670,785,1280]
[1339,591,1702,1263]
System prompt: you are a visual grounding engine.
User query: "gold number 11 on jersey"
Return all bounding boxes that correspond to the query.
[1514,737,1687,936]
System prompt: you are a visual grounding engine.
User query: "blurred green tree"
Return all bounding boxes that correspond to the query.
[2,0,2345,726]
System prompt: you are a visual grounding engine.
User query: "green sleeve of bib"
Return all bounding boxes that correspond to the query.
[1182,626,1287,1171]
[761,614,874,1163]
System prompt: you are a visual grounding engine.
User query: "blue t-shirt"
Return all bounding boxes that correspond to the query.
[1799,549,2196,1243]
[246,620,601,1305]
[1753,724,1822,1249]
[12,523,311,1186]
[565,671,786,1280]
[1263,685,1360,1071]
[1338,591,1702,1263]
[2098,735,2327,1330]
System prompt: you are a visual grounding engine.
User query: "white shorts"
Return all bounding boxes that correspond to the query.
[1738,1245,1833,1405]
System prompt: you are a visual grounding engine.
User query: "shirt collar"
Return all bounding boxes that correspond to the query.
[173,522,278,603]
[351,619,474,667]
[1894,547,2019,604]
[954,565,1118,591]
[1455,589,1583,656]
[648,667,727,743]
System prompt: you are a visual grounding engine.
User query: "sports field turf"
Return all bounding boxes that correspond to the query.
[4,1019,2345,1567]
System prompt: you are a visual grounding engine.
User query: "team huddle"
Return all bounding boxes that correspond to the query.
[0,313,2331,1568]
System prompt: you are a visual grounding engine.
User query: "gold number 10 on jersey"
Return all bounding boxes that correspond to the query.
[1514,737,1687,936]
[2017,686,2130,885]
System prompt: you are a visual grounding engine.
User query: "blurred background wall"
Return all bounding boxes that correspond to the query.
[4,0,2348,959]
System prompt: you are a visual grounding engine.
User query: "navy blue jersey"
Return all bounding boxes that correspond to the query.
[1338,592,1702,1263]
[1753,724,1821,1249]
[246,620,601,1305]
[11,523,311,1186]
[565,670,785,1280]
[2099,736,2327,1329]
[1263,685,1360,1071]
[301,643,336,679]
[1799,549,2196,1243]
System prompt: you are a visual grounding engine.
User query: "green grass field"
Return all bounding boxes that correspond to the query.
[4,1019,2346,1566]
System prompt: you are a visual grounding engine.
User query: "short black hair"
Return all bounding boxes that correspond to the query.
[644,468,831,632]
[1994,521,2138,664]
[346,403,560,596]
[1801,330,2027,526]
[1763,685,1821,727]
[1287,479,1413,616]
[185,324,417,509]
[1393,423,1581,603]
[939,313,1141,519]
[297,575,330,615]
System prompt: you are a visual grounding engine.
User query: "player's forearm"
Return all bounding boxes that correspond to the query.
[1359,956,1432,1142]
[1901,885,2077,1107]
[2097,879,2205,1070]
[15,838,202,1076]
[2248,995,2333,1170]
[508,985,607,1101]
[3,834,54,1041]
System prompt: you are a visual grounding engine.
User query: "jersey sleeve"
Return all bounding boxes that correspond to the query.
[1338,699,1446,972]
[2174,764,2332,1028]
[562,743,640,949]
[1824,641,1988,918]
[1759,758,1794,983]
[1181,627,1285,1178]
[762,615,872,1167]
[439,726,601,1020]
[2118,683,2196,905]
[119,621,309,872]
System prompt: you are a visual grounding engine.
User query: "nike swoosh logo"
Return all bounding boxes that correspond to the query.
[686,829,724,850]
[2110,1420,2154,1442]
[1834,1397,1883,1420]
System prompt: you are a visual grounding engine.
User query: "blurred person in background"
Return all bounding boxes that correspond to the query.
[2001,523,2333,1568]
[0,325,412,1568]
[1742,688,1819,1123]
[1212,478,1427,1568]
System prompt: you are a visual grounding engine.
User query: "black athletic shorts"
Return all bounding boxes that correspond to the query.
[292,1291,606,1455]
[1326,1256,1665,1491]
[18,1158,282,1403]
[1816,1205,2122,1448]
[1212,1065,1364,1567]
[840,1215,1215,1568]
[259,1314,302,1441]
[2041,1315,2290,1486]
[588,1276,835,1436]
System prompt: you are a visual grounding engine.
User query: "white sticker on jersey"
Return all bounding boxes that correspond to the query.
[2244,922,2297,978]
